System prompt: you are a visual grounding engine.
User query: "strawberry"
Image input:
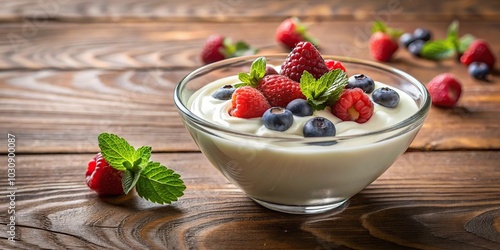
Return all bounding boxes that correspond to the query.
[332,88,374,123]
[201,35,257,64]
[230,86,271,118]
[257,75,306,107]
[86,152,124,196]
[427,73,462,108]
[460,39,496,68]
[275,17,318,50]
[281,41,329,82]
[369,21,402,62]
[325,59,347,72]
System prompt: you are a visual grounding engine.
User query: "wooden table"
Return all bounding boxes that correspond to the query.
[1,1,499,249]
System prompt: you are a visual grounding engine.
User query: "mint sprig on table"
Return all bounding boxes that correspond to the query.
[420,20,475,60]
[98,133,185,204]
[300,69,348,110]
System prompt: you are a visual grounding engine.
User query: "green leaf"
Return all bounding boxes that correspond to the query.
[135,146,152,169]
[237,57,266,88]
[136,162,186,204]
[420,40,456,60]
[446,20,460,53]
[122,169,142,195]
[98,133,138,171]
[458,34,476,54]
[300,70,347,110]
[371,21,387,33]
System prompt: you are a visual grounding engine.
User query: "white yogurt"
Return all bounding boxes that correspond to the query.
[185,73,423,208]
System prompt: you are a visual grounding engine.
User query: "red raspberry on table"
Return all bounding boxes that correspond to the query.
[86,153,124,196]
[257,74,306,108]
[427,73,462,108]
[281,41,329,82]
[332,88,374,124]
[460,39,496,68]
[275,17,317,50]
[230,86,271,118]
[325,59,347,72]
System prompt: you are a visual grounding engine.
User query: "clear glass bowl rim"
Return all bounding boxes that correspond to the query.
[174,54,431,142]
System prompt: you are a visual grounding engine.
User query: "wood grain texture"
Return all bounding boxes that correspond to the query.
[0,151,499,249]
[0,0,499,22]
[1,67,499,153]
[0,21,499,70]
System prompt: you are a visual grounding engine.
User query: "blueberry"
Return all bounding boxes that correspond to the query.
[262,107,294,131]
[286,99,313,117]
[303,117,336,137]
[408,40,426,57]
[212,85,236,100]
[372,87,400,108]
[468,62,490,80]
[413,28,432,42]
[399,33,417,48]
[347,74,375,94]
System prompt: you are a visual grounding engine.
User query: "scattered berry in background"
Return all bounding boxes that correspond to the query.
[275,17,318,50]
[460,39,496,68]
[427,73,462,108]
[468,62,490,80]
[200,34,257,64]
[369,21,402,62]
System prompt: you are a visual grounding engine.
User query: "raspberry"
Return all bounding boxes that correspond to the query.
[230,86,271,118]
[281,41,329,82]
[86,153,124,196]
[460,39,496,68]
[332,88,374,123]
[257,74,305,107]
[324,59,347,72]
[427,73,462,108]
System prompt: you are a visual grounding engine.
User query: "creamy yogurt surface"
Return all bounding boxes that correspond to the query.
[188,75,419,137]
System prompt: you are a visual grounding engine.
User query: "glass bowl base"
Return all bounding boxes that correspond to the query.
[251,198,349,215]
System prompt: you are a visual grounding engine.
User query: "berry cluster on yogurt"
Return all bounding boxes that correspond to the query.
[207,42,403,138]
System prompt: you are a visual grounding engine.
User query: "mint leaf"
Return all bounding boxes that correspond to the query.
[135,146,152,169]
[300,70,347,110]
[458,34,475,54]
[446,20,460,53]
[98,133,138,171]
[420,40,455,60]
[136,161,186,204]
[237,56,266,88]
[122,169,142,195]
[222,38,257,59]
[371,21,387,33]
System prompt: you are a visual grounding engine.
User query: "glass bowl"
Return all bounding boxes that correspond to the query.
[174,55,431,214]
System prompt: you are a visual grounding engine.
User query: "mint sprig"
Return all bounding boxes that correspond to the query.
[371,21,403,38]
[98,133,185,204]
[235,56,267,88]
[221,38,258,59]
[421,20,475,60]
[300,69,348,110]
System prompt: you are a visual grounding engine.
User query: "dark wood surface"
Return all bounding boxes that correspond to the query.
[1,1,499,249]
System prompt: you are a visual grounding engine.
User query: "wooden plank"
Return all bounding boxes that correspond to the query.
[0,0,499,22]
[0,151,499,249]
[1,68,499,153]
[0,20,499,70]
